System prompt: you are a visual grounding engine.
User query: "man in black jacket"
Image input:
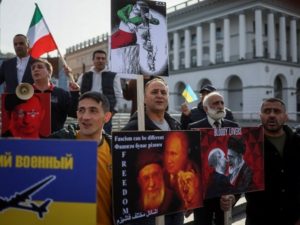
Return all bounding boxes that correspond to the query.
[122,78,184,225]
[0,34,34,93]
[181,84,234,129]
[31,58,79,132]
[188,91,238,225]
[76,49,123,134]
[245,98,300,225]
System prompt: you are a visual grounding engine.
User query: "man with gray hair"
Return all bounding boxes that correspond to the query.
[206,148,232,199]
[187,91,239,225]
[208,148,227,173]
[188,92,238,129]
[180,84,234,129]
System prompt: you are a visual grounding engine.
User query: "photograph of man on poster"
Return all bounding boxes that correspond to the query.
[177,168,202,210]
[205,147,233,199]
[163,131,202,210]
[112,130,203,224]
[200,127,264,199]
[1,93,51,138]
[227,136,254,193]
[136,149,180,214]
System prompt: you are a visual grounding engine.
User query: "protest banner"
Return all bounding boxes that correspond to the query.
[199,126,264,199]
[0,139,97,225]
[110,0,168,76]
[112,130,202,224]
[1,93,51,138]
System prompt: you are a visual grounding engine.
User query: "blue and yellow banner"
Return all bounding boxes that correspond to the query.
[182,84,198,103]
[0,139,97,225]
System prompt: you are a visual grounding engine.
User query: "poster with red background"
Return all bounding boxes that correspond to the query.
[1,93,51,138]
[199,127,264,199]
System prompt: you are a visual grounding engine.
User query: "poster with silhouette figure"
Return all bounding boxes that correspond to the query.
[112,130,202,224]
[0,139,97,225]
[1,93,51,138]
[111,0,168,76]
[199,126,264,199]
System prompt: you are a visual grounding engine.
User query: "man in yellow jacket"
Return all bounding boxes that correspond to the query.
[49,91,113,225]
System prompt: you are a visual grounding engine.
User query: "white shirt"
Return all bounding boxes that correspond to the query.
[77,66,123,112]
[16,56,30,83]
[207,116,222,128]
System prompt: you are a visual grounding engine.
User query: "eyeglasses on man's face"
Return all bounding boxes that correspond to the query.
[14,109,40,118]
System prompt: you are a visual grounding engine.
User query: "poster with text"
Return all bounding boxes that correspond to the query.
[1,93,51,138]
[199,127,264,199]
[112,131,202,224]
[111,0,168,76]
[0,139,97,225]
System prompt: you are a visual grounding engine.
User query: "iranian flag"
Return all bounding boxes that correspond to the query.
[27,4,58,58]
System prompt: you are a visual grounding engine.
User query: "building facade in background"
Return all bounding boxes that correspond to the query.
[65,0,300,120]
[65,34,109,80]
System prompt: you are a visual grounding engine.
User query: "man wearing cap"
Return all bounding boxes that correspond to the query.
[136,149,180,214]
[181,84,234,129]
[227,136,253,193]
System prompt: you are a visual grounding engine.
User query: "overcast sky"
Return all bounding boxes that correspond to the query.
[0,0,187,55]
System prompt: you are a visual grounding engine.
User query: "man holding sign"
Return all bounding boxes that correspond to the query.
[122,78,184,225]
[181,84,234,129]
[188,91,238,225]
[245,98,300,225]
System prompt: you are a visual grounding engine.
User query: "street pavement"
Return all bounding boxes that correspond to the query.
[184,197,246,225]
[184,212,245,225]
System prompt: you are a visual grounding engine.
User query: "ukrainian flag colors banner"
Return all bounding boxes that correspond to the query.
[182,84,198,103]
[0,139,97,225]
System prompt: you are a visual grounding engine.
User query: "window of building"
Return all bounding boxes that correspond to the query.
[191,34,197,46]
[264,24,268,36]
[203,46,209,54]
[179,52,185,69]
[216,51,223,62]
[191,49,197,67]
[216,27,223,39]
[170,39,174,50]
[298,29,300,62]
[274,76,283,99]
[169,55,174,70]
[180,36,185,48]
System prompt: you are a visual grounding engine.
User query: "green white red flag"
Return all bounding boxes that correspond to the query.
[27,4,58,58]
